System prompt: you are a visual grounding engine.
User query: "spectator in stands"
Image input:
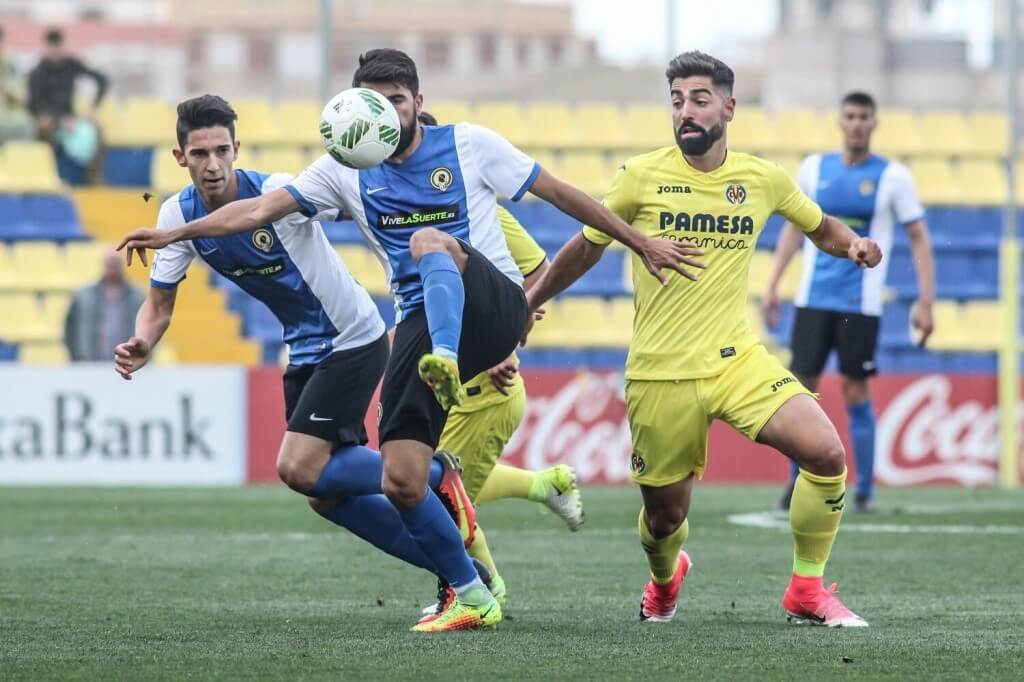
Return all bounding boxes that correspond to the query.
[0,26,33,141]
[64,249,144,362]
[27,28,107,182]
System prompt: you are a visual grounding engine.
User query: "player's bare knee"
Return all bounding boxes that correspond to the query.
[382,475,427,509]
[646,506,687,540]
[803,437,847,478]
[276,451,319,495]
[307,496,333,515]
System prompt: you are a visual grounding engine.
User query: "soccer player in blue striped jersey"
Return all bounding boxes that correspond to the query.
[762,91,936,512]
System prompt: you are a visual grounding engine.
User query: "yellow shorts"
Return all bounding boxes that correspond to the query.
[625,343,813,487]
[438,382,526,500]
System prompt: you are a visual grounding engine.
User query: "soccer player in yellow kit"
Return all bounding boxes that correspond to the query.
[414,105,585,624]
[523,52,880,627]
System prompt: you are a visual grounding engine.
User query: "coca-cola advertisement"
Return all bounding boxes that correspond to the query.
[244,368,1019,487]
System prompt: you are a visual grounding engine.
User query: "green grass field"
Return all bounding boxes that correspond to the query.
[2,485,1022,680]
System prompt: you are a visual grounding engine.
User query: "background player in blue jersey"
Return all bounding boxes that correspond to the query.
[762,91,935,512]
[119,51,704,631]
[113,95,487,616]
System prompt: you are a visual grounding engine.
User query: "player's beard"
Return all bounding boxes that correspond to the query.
[676,120,724,156]
[392,110,418,157]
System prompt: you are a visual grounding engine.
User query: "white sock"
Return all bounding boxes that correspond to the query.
[433,346,458,363]
[453,575,484,597]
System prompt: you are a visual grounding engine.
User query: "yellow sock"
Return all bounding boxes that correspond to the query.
[789,468,847,577]
[638,507,689,584]
[475,464,537,504]
[467,525,500,579]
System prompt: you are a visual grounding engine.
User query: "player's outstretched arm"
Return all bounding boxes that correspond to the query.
[114,286,177,381]
[905,219,935,343]
[761,222,804,327]
[528,169,704,286]
[807,214,882,267]
[117,188,301,266]
[520,233,605,346]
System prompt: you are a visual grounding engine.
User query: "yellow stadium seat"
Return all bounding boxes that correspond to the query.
[523,102,576,148]
[63,241,107,287]
[106,98,177,147]
[41,293,71,329]
[575,103,629,150]
[957,159,1007,206]
[623,104,672,150]
[969,112,1008,158]
[553,298,632,347]
[72,187,160,243]
[0,243,14,289]
[728,107,775,153]
[10,242,69,291]
[474,102,528,147]
[522,298,563,347]
[775,110,830,155]
[872,109,923,157]
[908,158,961,204]
[19,341,69,364]
[920,111,972,156]
[250,147,308,176]
[747,249,803,300]
[426,100,472,126]
[334,245,389,296]
[928,301,1001,351]
[0,141,62,192]
[233,100,282,146]
[767,155,803,182]
[555,151,615,197]
[151,149,191,197]
[0,293,53,343]
[275,100,322,146]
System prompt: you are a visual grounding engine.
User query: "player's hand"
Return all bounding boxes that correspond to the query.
[849,237,882,268]
[117,228,171,267]
[519,310,537,347]
[638,236,705,286]
[114,336,152,381]
[487,355,519,396]
[910,300,934,346]
[761,288,782,329]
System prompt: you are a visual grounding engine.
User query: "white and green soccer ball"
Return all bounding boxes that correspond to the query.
[319,88,401,169]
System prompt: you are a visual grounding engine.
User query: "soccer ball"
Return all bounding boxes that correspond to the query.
[319,87,401,169]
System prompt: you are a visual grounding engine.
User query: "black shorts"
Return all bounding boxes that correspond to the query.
[378,242,529,448]
[283,333,389,448]
[789,307,880,379]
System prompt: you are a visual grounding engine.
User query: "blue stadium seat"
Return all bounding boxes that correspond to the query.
[0,195,28,239]
[320,219,362,243]
[23,195,85,241]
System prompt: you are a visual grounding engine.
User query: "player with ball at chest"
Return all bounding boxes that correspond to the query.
[118,48,705,632]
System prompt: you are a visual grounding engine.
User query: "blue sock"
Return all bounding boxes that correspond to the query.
[848,400,877,499]
[312,446,443,498]
[317,495,438,574]
[417,251,464,359]
[398,490,478,588]
[788,460,800,485]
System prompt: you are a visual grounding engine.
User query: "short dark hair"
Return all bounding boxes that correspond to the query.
[665,51,734,96]
[175,94,237,149]
[352,48,419,96]
[841,91,876,112]
[417,111,438,126]
[45,28,64,46]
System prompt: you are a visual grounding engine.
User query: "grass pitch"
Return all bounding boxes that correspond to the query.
[1,485,1022,680]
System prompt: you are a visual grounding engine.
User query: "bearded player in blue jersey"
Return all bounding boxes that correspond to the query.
[119,51,704,632]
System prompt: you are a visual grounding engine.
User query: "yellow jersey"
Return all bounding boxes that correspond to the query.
[456,205,547,412]
[582,146,823,380]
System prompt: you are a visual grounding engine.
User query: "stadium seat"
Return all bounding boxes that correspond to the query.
[623,104,672,150]
[956,159,1007,206]
[250,146,308,176]
[908,158,962,205]
[775,110,831,155]
[233,100,282,146]
[23,195,85,240]
[523,102,576,148]
[41,293,71,329]
[747,249,803,300]
[0,141,62,192]
[9,242,70,291]
[575,103,629,150]
[969,112,1008,158]
[334,245,389,296]
[426,100,472,126]
[151,150,191,197]
[18,341,69,364]
[0,293,54,343]
[63,241,107,286]
[556,151,615,197]
[920,111,972,157]
[474,102,529,147]
[767,155,803,181]
[72,187,160,243]
[275,100,322,146]
[927,301,1001,351]
[872,109,924,156]
[728,107,775,153]
[106,98,177,147]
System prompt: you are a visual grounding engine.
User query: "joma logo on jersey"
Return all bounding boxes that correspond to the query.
[377,204,460,229]
[770,377,798,393]
[657,185,691,194]
[659,212,755,235]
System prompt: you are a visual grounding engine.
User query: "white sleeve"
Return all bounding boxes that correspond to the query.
[463,124,540,201]
[262,172,333,232]
[795,155,818,196]
[888,162,926,225]
[150,196,196,289]
[285,154,352,221]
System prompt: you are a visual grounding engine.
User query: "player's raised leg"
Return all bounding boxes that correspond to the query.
[476,463,584,531]
[410,227,469,411]
[757,393,868,627]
